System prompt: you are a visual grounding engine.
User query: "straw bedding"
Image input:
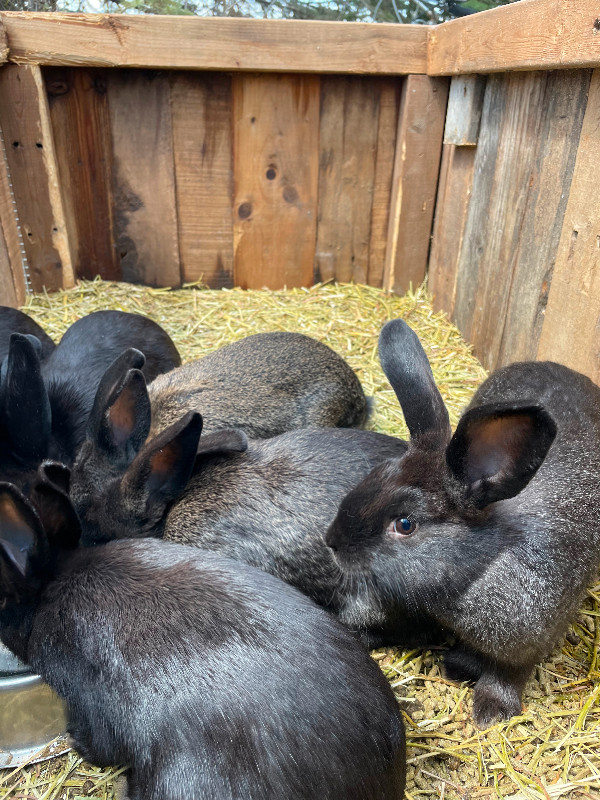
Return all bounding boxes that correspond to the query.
[0,279,598,800]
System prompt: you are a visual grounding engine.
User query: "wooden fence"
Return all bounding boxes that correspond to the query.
[0,0,600,382]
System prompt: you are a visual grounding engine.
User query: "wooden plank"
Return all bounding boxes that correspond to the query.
[0,18,8,65]
[383,74,449,295]
[428,143,476,316]
[443,74,486,146]
[456,73,550,371]
[170,73,233,289]
[315,77,381,285]
[498,69,591,366]
[367,79,401,287]
[451,70,592,372]
[232,74,319,291]
[45,67,118,282]
[107,70,181,288]
[0,64,74,293]
[1,13,427,75]
[452,74,507,347]
[429,0,600,76]
[537,68,600,383]
[0,129,27,306]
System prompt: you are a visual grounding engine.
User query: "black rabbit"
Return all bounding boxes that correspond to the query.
[0,312,180,484]
[0,479,406,800]
[0,306,55,363]
[65,354,431,643]
[145,330,369,439]
[325,318,600,727]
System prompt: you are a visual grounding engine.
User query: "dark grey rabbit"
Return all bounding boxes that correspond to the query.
[0,306,55,363]
[0,479,406,800]
[66,353,425,642]
[146,331,369,439]
[0,312,180,486]
[326,318,600,727]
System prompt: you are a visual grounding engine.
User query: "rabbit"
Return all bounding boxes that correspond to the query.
[325,317,600,728]
[145,330,369,439]
[0,312,180,483]
[64,352,436,645]
[0,306,55,363]
[0,478,406,800]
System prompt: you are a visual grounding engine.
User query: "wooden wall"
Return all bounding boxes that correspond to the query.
[0,63,447,297]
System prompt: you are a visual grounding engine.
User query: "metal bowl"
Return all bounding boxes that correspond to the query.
[0,643,68,768]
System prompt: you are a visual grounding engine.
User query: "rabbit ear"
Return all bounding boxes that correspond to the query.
[378,319,450,447]
[121,412,203,522]
[31,481,81,551]
[446,402,557,509]
[195,429,248,465]
[90,367,151,464]
[38,460,71,495]
[1,333,51,464]
[87,348,146,439]
[0,482,44,578]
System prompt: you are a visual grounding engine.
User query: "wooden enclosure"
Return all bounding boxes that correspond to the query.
[1,0,600,382]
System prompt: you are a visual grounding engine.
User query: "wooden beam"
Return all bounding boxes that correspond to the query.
[0,18,8,65]
[0,13,427,75]
[429,0,600,76]
[0,137,27,307]
[383,74,449,295]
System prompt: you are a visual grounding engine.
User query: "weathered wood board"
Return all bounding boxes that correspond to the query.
[0,126,27,306]
[171,72,233,289]
[107,70,181,288]
[384,74,449,295]
[1,13,427,76]
[0,64,74,293]
[233,74,320,290]
[537,68,600,383]
[429,0,600,76]
[449,70,591,371]
[46,67,118,282]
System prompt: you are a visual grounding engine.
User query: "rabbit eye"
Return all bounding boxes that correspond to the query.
[387,517,417,537]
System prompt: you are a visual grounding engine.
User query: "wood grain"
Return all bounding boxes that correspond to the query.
[107,70,181,288]
[383,74,449,295]
[233,74,319,290]
[429,0,600,76]
[0,64,74,293]
[171,73,233,288]
[45,67,118,281]
[1,13,427,75]
[443,74,486,146]
[0,128,27,306]
[428,143,476,315]
[367,79,401,287]
[537,68,600,382]
[315,77,381,285]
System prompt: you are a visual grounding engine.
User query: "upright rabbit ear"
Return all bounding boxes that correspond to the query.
[31,481,81,551]
[0,482,44,578]
[446,402,557,509]
[88,360,150,465]
[121,412,202,523]
[378,319,450,447]
[1,333,51,464]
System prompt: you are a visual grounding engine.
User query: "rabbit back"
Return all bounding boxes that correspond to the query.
[28,538,406,800]
[147,331,368,438]
[0,307,55,363]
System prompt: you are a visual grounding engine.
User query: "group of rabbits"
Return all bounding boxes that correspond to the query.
[1,303,599,799]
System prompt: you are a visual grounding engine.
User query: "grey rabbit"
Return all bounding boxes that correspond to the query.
[325,317,600,727]
[66,351,431,643]
[0,306,55,363]
[145,330,369,439]
[0,477,406,800]
[0,312,180,487]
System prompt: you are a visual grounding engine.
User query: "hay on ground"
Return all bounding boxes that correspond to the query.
[0,278,597,800]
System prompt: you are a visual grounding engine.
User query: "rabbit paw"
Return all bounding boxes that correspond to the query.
[472,673,523,729]
[443,646,485,684]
